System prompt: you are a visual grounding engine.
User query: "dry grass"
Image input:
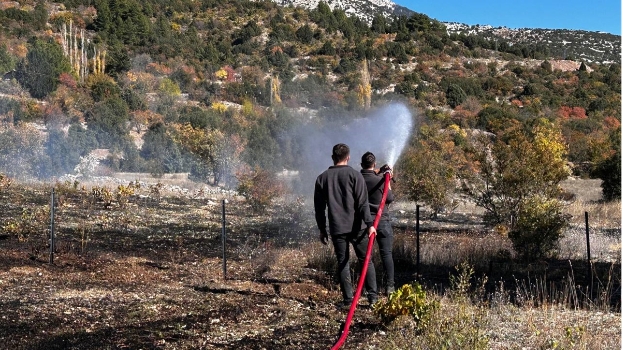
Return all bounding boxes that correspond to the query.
[486,304,620,349]
[560,178,621,263]
[0,176,621,349]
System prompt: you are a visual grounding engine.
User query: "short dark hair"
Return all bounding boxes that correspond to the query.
[361,151,376,169]
[332,143,350,163]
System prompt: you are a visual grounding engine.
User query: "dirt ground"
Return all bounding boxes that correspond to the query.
[0,178,621,349]
[0,180,394,349]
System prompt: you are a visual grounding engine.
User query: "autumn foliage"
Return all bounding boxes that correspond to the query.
[557,106,587,120]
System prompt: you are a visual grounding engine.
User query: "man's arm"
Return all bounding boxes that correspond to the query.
[354,172,374,227]
[386,186,394,204]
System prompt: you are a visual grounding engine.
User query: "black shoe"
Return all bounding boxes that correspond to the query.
[368,296,378,308]
[337,300,352,311]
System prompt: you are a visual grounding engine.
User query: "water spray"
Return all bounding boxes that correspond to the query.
[347,102,414,169]
[298,102,414,192]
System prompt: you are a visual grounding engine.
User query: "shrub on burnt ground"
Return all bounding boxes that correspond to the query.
[236,166,285,213]
[374,263,490,350]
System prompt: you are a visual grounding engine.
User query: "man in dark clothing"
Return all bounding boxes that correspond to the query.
[314,143,378,309]
[360,151,396,295]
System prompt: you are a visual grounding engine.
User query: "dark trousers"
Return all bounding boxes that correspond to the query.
[376,220,395,291]
[331,228,377,303]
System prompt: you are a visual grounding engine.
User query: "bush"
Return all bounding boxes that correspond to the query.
[235,166,285,212]
[374,282,440,324]
[508,195,570,261]
[374,271,490,350]
[592,128,621,201]
[2,205,49,241]
[0,124,47,179]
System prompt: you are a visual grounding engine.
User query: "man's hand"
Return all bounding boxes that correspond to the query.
[368,226,377,237]
[319,230,329,245]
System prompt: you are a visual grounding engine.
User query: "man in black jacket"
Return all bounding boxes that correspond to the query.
[360,151,395,295]
[314,143,378,309]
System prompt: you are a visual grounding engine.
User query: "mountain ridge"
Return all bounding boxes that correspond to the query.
[258,0,620,64]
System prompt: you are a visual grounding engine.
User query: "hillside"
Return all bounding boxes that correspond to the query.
[0,0,621,194]
[252,0,621,64]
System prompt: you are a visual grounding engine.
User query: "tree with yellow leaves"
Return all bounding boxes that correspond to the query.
[356,59,371,110]
[215,68,228,81]
[464,118,570,225]
[462,117,571,259]
[271,75,281,105]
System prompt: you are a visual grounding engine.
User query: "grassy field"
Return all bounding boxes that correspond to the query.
[0,175,621,349]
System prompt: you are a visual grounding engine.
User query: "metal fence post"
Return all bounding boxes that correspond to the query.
[585,211,592,299]
[416,204,420,279]
[49,188,55,264]
[222,199,227,280]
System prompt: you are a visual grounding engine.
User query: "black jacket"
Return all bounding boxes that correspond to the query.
[361,169,394,221]
[314,165,373,235]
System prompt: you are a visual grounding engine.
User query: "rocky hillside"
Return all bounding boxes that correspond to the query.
[252,0,416,22]
[445,23,620,64]
[266,0,621,64]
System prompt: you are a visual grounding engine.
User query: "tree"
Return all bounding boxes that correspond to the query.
[66,123,98,156]
[579,61,588,72]
[0,44,16,75]
[295,24,314,44]
[310,1,337,32]
[476,106,517,133]
[16,38,72,99]
[243,119,281,170]
[371,14,387,34]
[396,124,471,218]
[33,0,49,31]
[0,123,47,179]
[407,13,431,33]
[140,122,186,175]
[592,128,621,201]
[86,73,120,102]
[170,123,245,186]
[44,128,81,176]
[463,118,571,227]
[462,119,572,259]
[105,40,131,75]
[85,97,130,148]
[318,40,336,56]
[446,84,466,108]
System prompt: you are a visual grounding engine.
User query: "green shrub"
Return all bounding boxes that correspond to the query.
[374,282,440,324]
[375,271,490,350]
[509,195,570,261]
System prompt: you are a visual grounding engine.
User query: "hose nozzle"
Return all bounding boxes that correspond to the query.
[379,164,396,183]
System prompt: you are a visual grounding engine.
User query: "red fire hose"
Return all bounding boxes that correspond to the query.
[330,171,391,350]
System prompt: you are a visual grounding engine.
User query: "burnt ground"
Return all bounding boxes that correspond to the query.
[0,180,621,349]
